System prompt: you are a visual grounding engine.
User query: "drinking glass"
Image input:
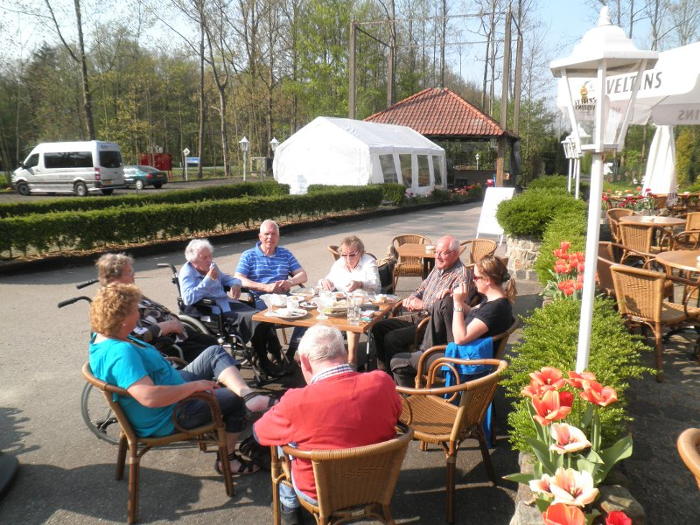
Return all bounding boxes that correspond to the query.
[316,291,333,320]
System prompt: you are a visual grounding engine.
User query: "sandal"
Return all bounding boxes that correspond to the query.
[215,450,260,476]
[239,435,271,471]
[243,391,277,422]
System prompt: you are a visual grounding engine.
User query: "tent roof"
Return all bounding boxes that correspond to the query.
[286,116,444,151]
[364,87,512,139]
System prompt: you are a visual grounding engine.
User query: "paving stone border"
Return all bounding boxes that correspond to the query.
[505,235,542,281]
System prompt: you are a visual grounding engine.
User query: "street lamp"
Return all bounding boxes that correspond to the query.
[562,134,582,198]
[239,136,249,182]
[269,137,279,154]
[475,152,480,171]
[550,6,658,373]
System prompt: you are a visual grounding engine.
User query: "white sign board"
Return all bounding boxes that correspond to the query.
[476,187,516,243]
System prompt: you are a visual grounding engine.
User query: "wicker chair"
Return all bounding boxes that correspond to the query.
[391,234,432,291]
[618,222,663,265]
[270,429,413,525]
[606,208,636,243]
[397,358,508,524]
[458,239,497,265]
[82,363,233,524]
[327,245,340,261]
[673,212,700,249]
[677,428,700,489]
[610,265,700,381]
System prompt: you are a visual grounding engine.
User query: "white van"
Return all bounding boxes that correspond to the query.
[12,141,125,196]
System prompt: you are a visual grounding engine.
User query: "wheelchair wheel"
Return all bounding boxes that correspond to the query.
[80,383,121,445]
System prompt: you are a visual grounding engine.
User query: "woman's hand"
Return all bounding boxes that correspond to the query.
[452,282,469,306]
[319,279,334,291]
[207,262,219,281]
[227,285,241,300]
[345,280,362,292]
[189,380,219,393]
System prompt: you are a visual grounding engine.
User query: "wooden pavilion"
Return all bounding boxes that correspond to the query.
[364,87,518,186]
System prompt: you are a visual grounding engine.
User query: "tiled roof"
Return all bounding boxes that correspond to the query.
[364,88,509,138]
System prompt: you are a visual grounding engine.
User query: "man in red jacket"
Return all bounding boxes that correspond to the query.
[254,324,402,524]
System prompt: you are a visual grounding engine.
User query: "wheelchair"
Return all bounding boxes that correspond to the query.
[157,263,279,388]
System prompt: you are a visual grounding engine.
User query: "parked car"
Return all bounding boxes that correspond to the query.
[12,141,125,196]
[123,165,168,190]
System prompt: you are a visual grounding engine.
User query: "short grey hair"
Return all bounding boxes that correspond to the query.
[96,253,134,285]
[185,238,214,262]
[437,235,459,252]
[260,219,279,234]
[297,325,347,362]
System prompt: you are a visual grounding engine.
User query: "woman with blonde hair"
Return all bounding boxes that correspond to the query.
[319,235,380,293]
[89,283,273,474]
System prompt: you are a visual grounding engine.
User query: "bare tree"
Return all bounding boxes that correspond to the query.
[669,0,700,46]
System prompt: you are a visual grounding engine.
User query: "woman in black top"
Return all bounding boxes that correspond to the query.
[451,255,516,343]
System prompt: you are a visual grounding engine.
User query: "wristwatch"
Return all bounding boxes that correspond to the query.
[454,306,464,313]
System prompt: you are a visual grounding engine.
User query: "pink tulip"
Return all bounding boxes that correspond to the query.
[528,474,552,495]
[529,367,565,390]
[549,468,599,507]
[605,510,632,525]
[542,503,586,525]
[549,423,592,454]
[532,390,573,426]
[580,380,618,406]
[566,371,596,389]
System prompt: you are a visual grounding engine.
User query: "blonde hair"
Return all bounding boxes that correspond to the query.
[90,283,141,338]
[96,253,134,285]
[339,235,365,255]
[477,255,517,303]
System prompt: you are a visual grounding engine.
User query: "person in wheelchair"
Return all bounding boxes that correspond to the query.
[235,220,308,362]
[179,239,283,375]
[89,283,273,475]
[97,253,217,362]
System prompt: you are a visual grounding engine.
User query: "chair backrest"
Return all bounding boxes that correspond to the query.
[597,254,616,297]
[424,359,508,438]
[685,212,700,231]
[82,362,139,443]
[327,245,340,261]
[392,234,431,248]
[606,208,635,242]
[459,239,497,265]
[392,235,431,275]
[619,222,655,253]
[492,318,520,360]
[283,430,413,519]
[610,264,666,322]
[677,428,700,490]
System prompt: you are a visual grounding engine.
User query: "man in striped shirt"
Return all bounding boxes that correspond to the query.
[370,235,473,371]
[235,220,308,361]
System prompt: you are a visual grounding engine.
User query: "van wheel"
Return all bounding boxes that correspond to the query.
[153,183,163,189]
[16,182,30,196]
[74,182,88,197]
[135,180,144,190]
[101,189,114,195]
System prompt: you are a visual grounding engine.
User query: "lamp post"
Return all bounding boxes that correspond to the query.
[270,137,279,154]
[475,152,480,171]
[239,136,249,182]
[550,6,657,373]
[562,135,575,194]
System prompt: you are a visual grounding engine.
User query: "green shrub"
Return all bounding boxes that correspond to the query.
[0,186,382,256]
[496,189,586,240]
[502,297,650,452]
[0,180,289,218]
[380,183,406,205]
[529,175,590,200]
[533,208,588,286]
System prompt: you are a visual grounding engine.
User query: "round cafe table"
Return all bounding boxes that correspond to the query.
[619,215,685,227]
[655,250,700,273]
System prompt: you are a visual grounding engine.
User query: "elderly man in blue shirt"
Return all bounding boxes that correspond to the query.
[178,238,282,375]
[235,220,308,362]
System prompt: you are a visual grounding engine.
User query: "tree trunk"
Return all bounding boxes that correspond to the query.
[197,6,205,179]
[73,0,95,139]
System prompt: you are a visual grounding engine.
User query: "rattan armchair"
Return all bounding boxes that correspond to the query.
[391,234,432,291]
[610,265,700,381]
[327,245,340,261]
[618,222,664,265]
[606,208,636,243]
[270,429,413,525]
[82,363,233,524]
[458,239,497,265]
[397,358,508,524]
[673,212,700,249]
[677,428,700,489]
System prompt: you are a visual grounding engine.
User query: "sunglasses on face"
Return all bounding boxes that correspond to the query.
[473,274,485,281]
[340,252,359,258]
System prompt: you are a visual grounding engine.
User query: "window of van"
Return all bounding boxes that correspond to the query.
[44,152,93,169]
[379,154,398,184]
[417,155,430,187]
[99,150,122,168]
[24,154,39,168]
[399,154,412,187]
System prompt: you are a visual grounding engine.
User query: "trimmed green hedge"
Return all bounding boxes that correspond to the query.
[307,183,407,206]
[533,208,588,285]
[528,174,590,200]
[0,186,382,256]
[502,297,650,452]
[0,180,289,218]
[496,189,586,240]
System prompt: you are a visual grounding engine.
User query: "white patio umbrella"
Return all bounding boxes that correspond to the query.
[642,125,677,195]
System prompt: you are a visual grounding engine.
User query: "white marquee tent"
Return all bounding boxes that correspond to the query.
[272,116,447,195]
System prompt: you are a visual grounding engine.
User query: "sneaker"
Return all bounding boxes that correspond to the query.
[280,503,302,525]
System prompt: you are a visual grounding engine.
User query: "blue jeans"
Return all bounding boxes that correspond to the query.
[175,345,246,433]
[278,447,318,509]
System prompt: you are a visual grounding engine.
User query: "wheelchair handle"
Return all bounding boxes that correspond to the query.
[76,278,98,289]
[58,296,92,308]
[157,263,177,274]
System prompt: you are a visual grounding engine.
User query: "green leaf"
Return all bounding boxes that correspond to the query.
[503,472,536,484]
[525,437,557,475]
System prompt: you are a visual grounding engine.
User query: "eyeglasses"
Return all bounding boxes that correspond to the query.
[473,274,485,281]
[340,252,359,258]
[435,249,455,257]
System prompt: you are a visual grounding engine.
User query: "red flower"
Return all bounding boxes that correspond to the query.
[558,280,576,296]
[560,241,571,251]
[529,367,566,390]
[605,510,632,525]
[554,260,572,274]
[580,380,618,406]
[533,390,573,426]
[567,371,597,389]
[542,503,586,525]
